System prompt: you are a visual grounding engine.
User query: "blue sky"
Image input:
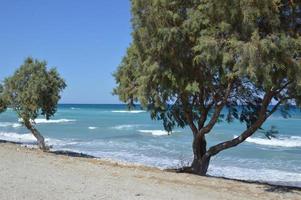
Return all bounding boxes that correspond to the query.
[0,0,132,104]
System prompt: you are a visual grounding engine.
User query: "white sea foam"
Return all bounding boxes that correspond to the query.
[47,139,80,147]
[12,123,22,128]
[34,118,76,124]
[0,123,9,127]
[88,126,97,130]
[18,118,76,124]
[209,165,301,187]
[70,107,81,110]
[0,122,22,128]
[242,135,301,148]
[111,110,146,114]
[138,130,171,136]
[0,132,36,143]
[112,124,140,130]
[0,132,78,148]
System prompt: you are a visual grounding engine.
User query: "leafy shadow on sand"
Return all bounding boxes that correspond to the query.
[264,185,300,193]
[50,150,95,158]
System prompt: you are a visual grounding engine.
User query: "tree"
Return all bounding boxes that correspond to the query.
[0,84,7,113]
[2,57,66,151]
[114,0,301,175]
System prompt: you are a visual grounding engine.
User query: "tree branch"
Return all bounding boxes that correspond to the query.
[273,81,292,94]
[184,111,198,135]
[205,90,274,157]
[206,115,266,157]
[181,94,198,135]
[198,102,213,130]
[267,96,291,118]
[199,82,233,135]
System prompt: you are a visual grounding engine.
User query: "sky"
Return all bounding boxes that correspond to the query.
[0,0,132,104]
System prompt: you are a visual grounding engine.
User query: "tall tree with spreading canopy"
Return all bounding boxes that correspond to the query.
[114,0,301,175]
[2,57,66,151]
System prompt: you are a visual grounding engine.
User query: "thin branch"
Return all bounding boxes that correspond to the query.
[181,94,198,135]
[267,97,291,118]
[199,82,233,135]
[273,81,292,94]
[198,101,213,130]
[184,111,198,135]
[265,81,293,118]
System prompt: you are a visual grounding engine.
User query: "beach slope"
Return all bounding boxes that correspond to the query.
[0,143,300,200]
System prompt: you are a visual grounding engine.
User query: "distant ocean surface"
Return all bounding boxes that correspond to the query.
[0,104,300,187]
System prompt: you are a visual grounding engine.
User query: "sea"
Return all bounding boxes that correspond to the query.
[0,104,300,187]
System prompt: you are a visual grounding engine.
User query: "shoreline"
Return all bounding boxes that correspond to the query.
[1,140,300,200]
[1,139,301,190]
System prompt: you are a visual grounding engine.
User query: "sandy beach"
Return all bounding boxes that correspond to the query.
[0,142,300,200]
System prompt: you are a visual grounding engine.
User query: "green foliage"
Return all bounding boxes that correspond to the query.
[260,125,279,139]
[2,57,66,122]
[0,84,7,113]
[114,0,301,132]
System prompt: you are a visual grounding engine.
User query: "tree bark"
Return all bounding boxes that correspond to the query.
[24,120,48,151]
[191,135,210,175]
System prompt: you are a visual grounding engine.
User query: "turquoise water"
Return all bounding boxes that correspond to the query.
[0,104,300,187]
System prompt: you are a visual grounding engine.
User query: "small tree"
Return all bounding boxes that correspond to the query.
[114,0,301,175]
[2,57,66,150]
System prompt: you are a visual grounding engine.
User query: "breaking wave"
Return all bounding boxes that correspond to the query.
[88,126,97,130]
[111,110,146,114]
[209,165,301,187]
[241,135,301,148]
[112,124,141,130]
[18,118,76,124]
[138,130,172,136]
[0,122,22,128]
[0,132,78,147]
[0,132,36,143]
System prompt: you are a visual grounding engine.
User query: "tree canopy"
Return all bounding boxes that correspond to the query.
[2,57,66,150]
[114,0,301,175]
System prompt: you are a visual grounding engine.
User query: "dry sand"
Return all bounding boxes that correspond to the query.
[0,142,300,200]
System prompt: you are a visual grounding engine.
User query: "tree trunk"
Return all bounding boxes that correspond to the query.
[24,120,48,151]
[191,135,210,175]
